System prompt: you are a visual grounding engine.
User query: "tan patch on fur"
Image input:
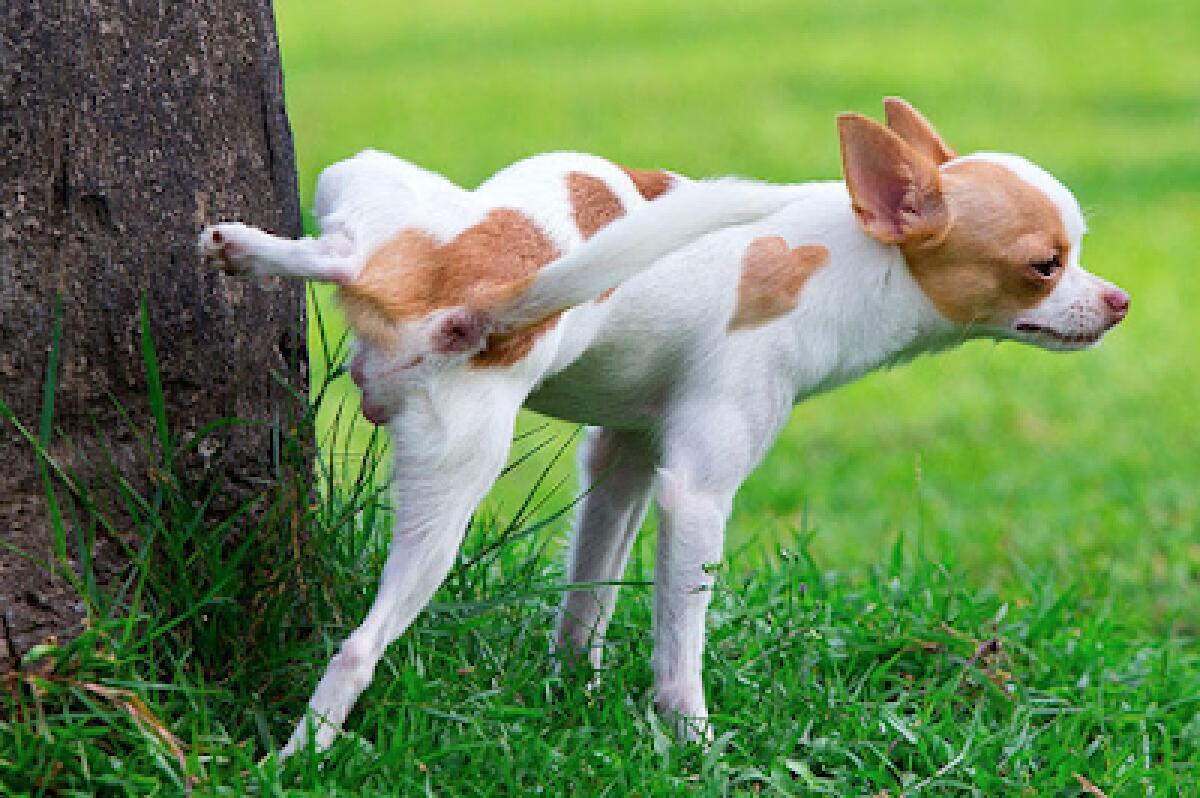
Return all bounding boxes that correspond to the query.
[338,209,560,349]
[729,237,829,330]
[620,166,675,201]
[337,229,436,348]
[902,161,1068,325]
[471,312,562,368]
[567,171,626,239]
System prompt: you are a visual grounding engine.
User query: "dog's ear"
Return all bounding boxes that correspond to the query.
[883,97,957,165]
[837,113,949,245]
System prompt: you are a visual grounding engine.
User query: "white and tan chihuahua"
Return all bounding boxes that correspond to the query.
[200,98,1128,755]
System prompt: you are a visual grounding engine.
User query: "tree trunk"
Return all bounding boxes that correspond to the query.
[0,1,304,658]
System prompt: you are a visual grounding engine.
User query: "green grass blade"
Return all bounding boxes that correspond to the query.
[139,297,171,469]
[34,296,71,568]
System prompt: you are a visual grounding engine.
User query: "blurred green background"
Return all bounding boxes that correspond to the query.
[275,0,1199,630]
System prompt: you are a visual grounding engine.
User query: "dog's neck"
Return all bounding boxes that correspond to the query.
[763,180,960,401]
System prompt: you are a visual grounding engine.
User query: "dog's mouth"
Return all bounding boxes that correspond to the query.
[1012,322,1105,349]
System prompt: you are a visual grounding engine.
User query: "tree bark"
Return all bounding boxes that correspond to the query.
[0,1,304,658]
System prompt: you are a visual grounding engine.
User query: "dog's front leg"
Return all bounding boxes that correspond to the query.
[651,465,728,742]
[650,395,789,742]
[556,427,657,670]
[281,379,524,758]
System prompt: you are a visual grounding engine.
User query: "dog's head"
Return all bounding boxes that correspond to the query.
[838,98,1128,350]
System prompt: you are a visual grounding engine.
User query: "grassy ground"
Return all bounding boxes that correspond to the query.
[4,0,1198,794]
[286,0,1200,630]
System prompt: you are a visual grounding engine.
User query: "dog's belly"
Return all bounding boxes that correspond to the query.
[524,340,677,429]
[524,303,702,429]
[524,240,745,428]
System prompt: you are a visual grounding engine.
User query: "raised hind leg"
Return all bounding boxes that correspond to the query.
[198,222,359,284]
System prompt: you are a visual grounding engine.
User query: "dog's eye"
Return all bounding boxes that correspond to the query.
[1029,254,1061,278]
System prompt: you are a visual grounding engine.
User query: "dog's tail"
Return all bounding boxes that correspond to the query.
[494,178,799,329]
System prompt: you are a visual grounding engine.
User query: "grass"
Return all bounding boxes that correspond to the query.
[4,327,1198,792]
[285,0,1200,632]
[3,0,1199,794]
[1,315,1197,796]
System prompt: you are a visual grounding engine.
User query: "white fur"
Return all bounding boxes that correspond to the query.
[500,177,806,328]
[198,142,1125,756]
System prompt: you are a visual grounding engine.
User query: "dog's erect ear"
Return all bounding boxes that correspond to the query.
[837,113,949,245]
[883,97,958,166]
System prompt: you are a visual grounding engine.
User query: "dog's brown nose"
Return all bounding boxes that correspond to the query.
[1103,288,1130,324]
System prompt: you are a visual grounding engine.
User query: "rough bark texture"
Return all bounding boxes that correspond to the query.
[0,1,304,660]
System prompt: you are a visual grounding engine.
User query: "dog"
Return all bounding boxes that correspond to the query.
[199,98,1129,756]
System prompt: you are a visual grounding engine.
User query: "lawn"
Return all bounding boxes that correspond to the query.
[286,0,1199,628]
[4,0,1198,794]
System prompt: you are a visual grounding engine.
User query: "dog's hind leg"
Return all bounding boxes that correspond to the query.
[555,427,656,670]
[198,222,360,284]
[280,372,525,758]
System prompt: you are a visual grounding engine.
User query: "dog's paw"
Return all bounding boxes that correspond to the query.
[198,223,255,276]
[279,714,342,761]
[659,707,714,746]
[654,690,714,746]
